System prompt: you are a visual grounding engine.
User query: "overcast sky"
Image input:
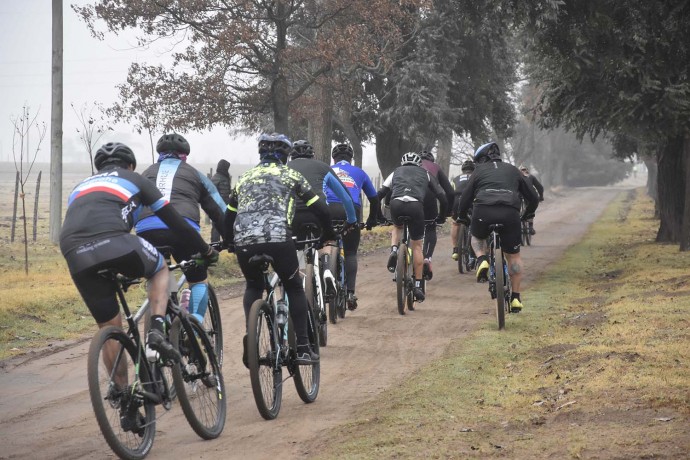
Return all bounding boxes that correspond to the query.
[0,0,266,168]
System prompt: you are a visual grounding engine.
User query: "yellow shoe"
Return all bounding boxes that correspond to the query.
[510,298,523,312]
[451,248,459,261]
[476,260,489,282]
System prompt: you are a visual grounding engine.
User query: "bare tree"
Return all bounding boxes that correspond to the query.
[71,102,112,174]
[11,105,48,274]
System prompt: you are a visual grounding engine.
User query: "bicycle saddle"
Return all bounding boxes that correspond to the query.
[248,254,274,267]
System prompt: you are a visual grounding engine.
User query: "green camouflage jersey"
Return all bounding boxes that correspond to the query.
[228,162,319,246]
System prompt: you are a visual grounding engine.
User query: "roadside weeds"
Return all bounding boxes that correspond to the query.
[310,188,690,459]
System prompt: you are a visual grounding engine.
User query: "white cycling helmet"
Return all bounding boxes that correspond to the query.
[401,152,422,166]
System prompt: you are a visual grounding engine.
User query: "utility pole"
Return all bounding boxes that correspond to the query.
[50,0,63,243]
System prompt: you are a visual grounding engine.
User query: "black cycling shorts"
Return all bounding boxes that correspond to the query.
[137,229,208,283]
[470,204,522,254]
[390,200,425,240]
[328,203,362,256]
[64,233,165,323]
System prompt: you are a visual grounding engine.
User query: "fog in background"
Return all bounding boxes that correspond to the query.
[0,0,380,175]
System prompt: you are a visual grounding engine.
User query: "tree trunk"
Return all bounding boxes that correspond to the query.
[308,83,333,163]
[375,126,414,177]
[680,133,690,251]
[272,6,290,135]
[333,112,363,167]
[655,135,684,243]
[49,0,63,244]
[437,129,452,174]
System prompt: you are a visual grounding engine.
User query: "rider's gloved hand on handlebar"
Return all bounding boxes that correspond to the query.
[193,246,219,266]
[342,220,357,236]
[365,216,377,230]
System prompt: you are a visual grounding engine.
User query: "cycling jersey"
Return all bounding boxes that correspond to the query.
[457,160,539,217]
[381,164,447,207]
[524,173,545,200]
[288,158,356,222]
[60,166,168,254]
[326,160,378,208]
[135,157,227,233]
[452,174,472,196]
[226,161,332,247]
[421,159,454,218]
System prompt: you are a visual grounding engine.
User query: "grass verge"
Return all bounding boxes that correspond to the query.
[311,188,690,459]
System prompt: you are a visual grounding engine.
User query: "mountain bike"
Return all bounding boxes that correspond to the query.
[88,258,226,460]
[486,224,513,330]
[389,217,415,315]
[298,224,328,347]
[245,239,321,420]
[455,214,476,274]
[143,243,224,368]
[520,200,532,246]
[322,221,355,323]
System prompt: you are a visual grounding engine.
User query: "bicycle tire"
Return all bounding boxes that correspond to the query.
[495,247,506,330]
[289,313,320,403]
[170,317,226,439]
[87,326,156,460]
[324,249,338,325]
[405,246,415,312]
[305,261,326,347]
[204,285,224,367]
[247,299,283,420]
[525,223,532,246]
[396,243,407,315]
[336,254,347,319]
[457,224,466,274]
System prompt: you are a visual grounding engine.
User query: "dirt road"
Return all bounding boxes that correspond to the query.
[0,185,633,459]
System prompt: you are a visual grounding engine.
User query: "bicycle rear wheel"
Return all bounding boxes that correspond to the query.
[495,248,506,330]
[170,317,226,439]
[203,285,224,367]
[289,313,320,403]
[324,251,338,325]
[247,299,283,420]
[396,243,407,315]
[305,262,327,347]
[405,247,415,312]
[457,224,466,274]
[87,326,156,460]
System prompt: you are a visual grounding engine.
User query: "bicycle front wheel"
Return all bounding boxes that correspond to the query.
[495,248,506,330]
[457,224,466,274]
[87,326,156,460]
[396,243,407,315]
[247,299,283,420]
[204,284,224,367]
[405,246,415,312]
[170,317,226,439]
[289,314,320,403]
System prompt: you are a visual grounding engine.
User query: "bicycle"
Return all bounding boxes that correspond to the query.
[87,257,226,460]
[298,224,328,347]
[386,217,416,315]
[520,200,532,246]
[322,221,358,324]
[486,224,513,330]
[144,242,224,368]
[454,214,476,274]
[245,237,321,420]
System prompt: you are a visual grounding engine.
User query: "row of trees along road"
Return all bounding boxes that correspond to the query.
[71,0,690,250]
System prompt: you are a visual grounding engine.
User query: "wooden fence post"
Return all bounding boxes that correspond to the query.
[33,171,42,241]
[11,171,19,242]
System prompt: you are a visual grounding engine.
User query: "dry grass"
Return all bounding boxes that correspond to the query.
[311,188,690,459]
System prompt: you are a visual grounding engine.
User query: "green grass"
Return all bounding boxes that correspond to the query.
[311,188,690,459]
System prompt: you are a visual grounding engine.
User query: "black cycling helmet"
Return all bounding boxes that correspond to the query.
[461,159,475,173]
[156,133,191,155]
[401,152,422,166]
[474,142,500,163]
[291,140,315,159]
[421,150,434,162]
[258,132,292,164]
[331,143,354,160]
[94,142,137,171]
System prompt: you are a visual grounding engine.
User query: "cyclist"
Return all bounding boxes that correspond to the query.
[377,152,448,302]
[224,133,336,365]
[455,142,539,311]
[326,143,381,310]
[451,159,476,262]
[210,158,232,241]
[420,150,454,280]
[135,133,227,325]
[519,165,545,235]
[287,139,357,246]
[60,143,217,404]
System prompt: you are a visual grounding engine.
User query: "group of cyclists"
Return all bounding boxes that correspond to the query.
[60,131,542,437]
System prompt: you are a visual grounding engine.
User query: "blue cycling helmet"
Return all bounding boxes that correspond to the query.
[474,142,500,163]
[258,132,292,164]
